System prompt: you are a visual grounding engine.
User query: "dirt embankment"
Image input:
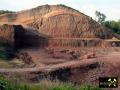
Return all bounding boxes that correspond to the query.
[0,48,120,90]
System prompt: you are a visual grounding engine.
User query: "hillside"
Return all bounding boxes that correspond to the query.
[0,4,114,39]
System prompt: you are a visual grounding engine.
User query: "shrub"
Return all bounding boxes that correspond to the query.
[0,76,16,90]
[49,83,76,90]
[0,10,15,15]
[0,76,103,90]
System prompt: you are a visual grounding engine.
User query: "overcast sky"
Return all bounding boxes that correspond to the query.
[0,0,120,21]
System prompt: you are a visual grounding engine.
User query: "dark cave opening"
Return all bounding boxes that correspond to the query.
[14,25,48,50]
[14,25,25,49]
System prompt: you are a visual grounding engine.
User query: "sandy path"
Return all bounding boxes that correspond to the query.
[0,59,97,73]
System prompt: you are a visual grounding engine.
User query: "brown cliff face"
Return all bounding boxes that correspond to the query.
[0,5,114,39]
[0,5,79,24]
[0,24,15,59]
[0,4,119,48]
[38,11,113,39]
[0,24,48,50]
[0,24,14,45]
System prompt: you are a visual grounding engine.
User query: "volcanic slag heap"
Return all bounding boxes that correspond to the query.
[0,4,120,48]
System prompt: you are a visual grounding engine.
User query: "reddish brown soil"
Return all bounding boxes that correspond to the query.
[0,48,120,90]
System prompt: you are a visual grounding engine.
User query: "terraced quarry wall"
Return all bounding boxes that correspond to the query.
[0,5,113,38]
[0,5,120,48]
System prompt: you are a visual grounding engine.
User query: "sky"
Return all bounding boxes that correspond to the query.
[0,0,120,21]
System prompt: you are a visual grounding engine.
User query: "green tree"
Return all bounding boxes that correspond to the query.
[95,11,106,24]
[103,20,120,34]
[0,10,15,15]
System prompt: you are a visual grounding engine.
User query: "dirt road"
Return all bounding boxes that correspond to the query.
[0,59,98,73]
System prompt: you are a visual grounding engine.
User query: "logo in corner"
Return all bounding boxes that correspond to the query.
[99,77,118,88]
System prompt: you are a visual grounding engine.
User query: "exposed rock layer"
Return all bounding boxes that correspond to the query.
[0,24,14,45]
[0,5,120,48]
[0,5,114,39]
[0,24,48,49]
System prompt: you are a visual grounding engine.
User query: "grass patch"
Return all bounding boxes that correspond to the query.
[0,76,104,90]
[0,59,24,68]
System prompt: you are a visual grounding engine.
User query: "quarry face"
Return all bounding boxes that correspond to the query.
[0,4,120,89]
